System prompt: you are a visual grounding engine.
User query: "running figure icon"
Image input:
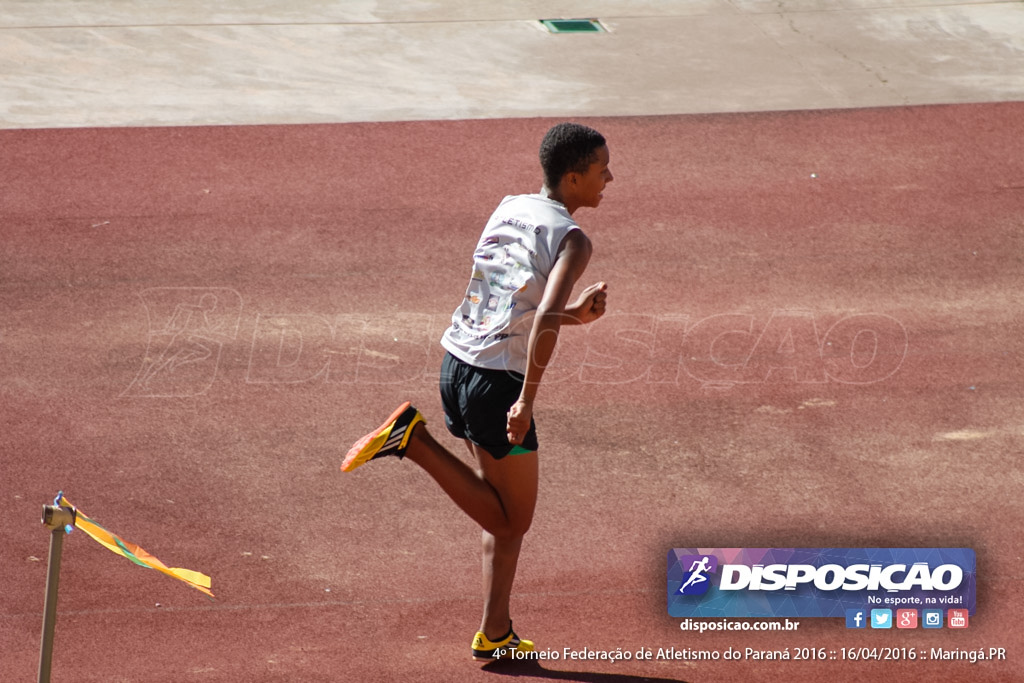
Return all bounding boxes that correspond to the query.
[679,556,714,594]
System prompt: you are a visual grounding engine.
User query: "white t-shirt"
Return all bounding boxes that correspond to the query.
[441,194,580,375]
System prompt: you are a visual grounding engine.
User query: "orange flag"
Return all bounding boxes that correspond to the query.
[57,493,213,597]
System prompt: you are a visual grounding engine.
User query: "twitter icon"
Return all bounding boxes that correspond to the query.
[870,609,893,629]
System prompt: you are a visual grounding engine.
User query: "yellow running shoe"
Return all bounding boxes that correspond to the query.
[341,402,425,472]
[471,623,534,661]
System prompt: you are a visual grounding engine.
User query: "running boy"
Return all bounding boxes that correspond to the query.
[342,122,612,661]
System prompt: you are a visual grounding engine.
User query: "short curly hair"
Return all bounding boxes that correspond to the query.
[539,123,607,190]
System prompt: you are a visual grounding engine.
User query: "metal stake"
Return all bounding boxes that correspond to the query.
[39,504,75,683]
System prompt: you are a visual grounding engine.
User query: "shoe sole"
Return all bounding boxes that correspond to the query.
[472,647,534,662]
[472,641,534,661]
[341,401,412,472]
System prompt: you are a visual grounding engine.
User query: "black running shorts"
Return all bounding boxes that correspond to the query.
[440,352,538,459]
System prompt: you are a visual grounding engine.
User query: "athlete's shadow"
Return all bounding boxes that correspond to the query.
[482,659,691,682]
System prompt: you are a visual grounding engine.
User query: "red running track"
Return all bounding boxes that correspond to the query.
[1,103,1022,681]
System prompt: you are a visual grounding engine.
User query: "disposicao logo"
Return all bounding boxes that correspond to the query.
[667,548,976,619]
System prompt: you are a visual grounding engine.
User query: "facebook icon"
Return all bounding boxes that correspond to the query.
[846,609,867,629]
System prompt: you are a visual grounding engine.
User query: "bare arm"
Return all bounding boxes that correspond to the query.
[506,230,606,445]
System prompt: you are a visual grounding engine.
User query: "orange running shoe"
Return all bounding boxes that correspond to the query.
[341,402,425,472]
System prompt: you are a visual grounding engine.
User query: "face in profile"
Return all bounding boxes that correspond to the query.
[572,145,613,209]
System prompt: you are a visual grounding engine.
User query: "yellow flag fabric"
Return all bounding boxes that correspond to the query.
[59,495,213,597]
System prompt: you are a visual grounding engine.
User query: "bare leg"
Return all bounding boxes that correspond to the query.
[474,442,537,640]
[402,425,535,537]
[402,425,538,640]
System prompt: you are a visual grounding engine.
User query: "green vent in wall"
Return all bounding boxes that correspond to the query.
[541,19,605,33]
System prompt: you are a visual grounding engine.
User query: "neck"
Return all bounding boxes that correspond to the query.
[541,186,577,215]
